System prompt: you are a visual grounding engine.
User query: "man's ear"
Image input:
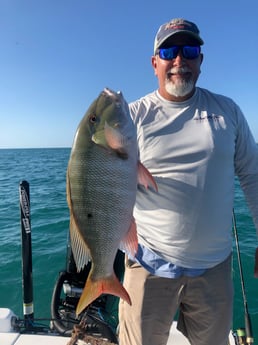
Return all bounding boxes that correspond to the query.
[200,53,204,65]
[151,56,158,76]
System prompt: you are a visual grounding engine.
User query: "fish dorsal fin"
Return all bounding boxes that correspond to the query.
[69,214,91,272]
[137,161,158,192]
[119,218,138,258]
[67,169,91,272]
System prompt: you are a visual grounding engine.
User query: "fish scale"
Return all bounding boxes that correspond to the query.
[70,148,137,269]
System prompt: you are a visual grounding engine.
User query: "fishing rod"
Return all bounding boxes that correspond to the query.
[19,180,34,329]
[232,209,254,344]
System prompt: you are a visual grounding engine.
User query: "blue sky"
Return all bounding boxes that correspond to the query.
[1,0,258,148]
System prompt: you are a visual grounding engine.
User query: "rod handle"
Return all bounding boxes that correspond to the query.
[19,180,34,326]
[245,313,254,344]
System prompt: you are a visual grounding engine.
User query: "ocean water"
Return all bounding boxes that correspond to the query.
[0,148,258,341]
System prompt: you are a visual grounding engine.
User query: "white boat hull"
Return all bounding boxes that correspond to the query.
[0,322,236,345]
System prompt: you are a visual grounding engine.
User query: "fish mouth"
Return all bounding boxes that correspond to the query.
[102,88,128,113]
[103,88,123,100]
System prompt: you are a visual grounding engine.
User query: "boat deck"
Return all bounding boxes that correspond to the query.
[0,322,236,344]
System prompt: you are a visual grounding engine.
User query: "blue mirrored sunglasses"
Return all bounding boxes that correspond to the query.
[158,45,201,60]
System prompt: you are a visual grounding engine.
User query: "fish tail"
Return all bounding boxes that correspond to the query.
[76,272,131,316]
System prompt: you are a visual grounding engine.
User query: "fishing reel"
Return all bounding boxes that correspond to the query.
[50,248,125,344]
[233,328,254,345]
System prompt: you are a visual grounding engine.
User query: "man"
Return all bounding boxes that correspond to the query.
[118,18,258,345]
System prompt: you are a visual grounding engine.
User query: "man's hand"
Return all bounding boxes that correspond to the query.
[254,247,258,278]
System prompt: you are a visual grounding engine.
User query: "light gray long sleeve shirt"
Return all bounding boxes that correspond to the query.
[130,88,258,269]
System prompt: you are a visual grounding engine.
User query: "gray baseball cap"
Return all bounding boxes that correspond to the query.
[154,18,204,54]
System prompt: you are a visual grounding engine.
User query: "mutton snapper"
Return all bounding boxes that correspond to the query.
[67,88,157,316]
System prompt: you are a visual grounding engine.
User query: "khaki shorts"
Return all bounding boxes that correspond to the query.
[119,255,233,345]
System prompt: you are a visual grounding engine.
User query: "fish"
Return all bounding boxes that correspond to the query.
[66,88,157,316]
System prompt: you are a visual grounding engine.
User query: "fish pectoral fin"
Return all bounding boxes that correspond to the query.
[69,214,91,272]
[137,161,158,192]
[104,121,129,153]
[76,272,131,316]
[119,218,138,258]
[91,123,129,158]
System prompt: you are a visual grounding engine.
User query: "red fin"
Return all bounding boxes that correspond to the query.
[120,218,138,258]
[104,121,127,150]
[137,161,158,191]
[76,272,131,316]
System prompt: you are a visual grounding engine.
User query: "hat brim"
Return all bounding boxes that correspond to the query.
[155,30,204,54]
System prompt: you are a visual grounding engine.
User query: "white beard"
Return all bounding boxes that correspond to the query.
[165,67,197,98]
[165,78,195,98]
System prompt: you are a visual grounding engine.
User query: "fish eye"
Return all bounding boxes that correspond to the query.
[89,114,97,123]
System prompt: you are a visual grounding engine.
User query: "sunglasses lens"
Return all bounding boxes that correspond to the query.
[158,47,179,60]
[158,46,200,60]
[182,46,201,59]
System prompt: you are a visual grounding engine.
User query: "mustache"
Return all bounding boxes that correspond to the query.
[167,67,191,76]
